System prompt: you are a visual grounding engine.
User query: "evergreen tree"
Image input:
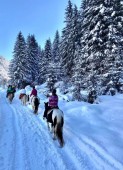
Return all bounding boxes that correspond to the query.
[38,49,46,84]
[52,30,60,63]
[60,0,73,78]
[26,34,39,85]
[9,31,26,88]
[44,39,53,88]
[36,46,42,84]
[52,30,63,82]
[78,0,123,94]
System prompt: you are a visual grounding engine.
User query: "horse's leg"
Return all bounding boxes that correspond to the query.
[9,98,12,104]
[47,121,50,130]
[50,123,54,133]
[53,117,57,140]
[56,116,64,147]
[9,94,12,104]
[34,104,39,114]
[32,105,35,111]
[34,108,37,114]
[23,96,25,105]
[24,96,26,106]
[9,98,11,104]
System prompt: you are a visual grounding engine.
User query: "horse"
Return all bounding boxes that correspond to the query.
[31,96,40,114]
[7,93,14,103]
[44,102,64,147]
[20,94,29,106]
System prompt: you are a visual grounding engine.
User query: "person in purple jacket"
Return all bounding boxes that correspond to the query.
[49,89,58,108]
[43,89,58,119]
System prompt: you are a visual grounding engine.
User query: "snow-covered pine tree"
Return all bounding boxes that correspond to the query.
[79,0,123,95]
[9,31,26,88]
[52,30,60,64]
[52,30,64,82]
[72,0,90,100]
[43,39,53,89]
[9,58,16,85]
[26,34,39,85]
[107,0,123,92]
[38,49,45,84]
[71,4,81,69]
[36,46,42,84]
[59,0,73,79]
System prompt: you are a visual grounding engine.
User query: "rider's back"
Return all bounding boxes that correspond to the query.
[30,88,37,96]
[49,94,58,108]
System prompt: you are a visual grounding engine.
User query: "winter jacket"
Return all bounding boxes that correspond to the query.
[30,89,37,96]
[7,87,14,93]
[49,95,58,108]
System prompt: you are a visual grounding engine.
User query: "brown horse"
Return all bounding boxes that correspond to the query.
[20,94,29,106]
[8,93,14,103]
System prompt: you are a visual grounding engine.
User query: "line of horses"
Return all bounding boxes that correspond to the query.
[7,92,65,147]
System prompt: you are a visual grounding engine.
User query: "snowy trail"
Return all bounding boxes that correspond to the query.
[5,100,67,170]
[64,126,123,170]
[0,90,123,170]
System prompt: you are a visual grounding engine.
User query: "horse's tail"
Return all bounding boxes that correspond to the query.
[34,98,39,112]
[27,95,30,102]
[55,116,64,147]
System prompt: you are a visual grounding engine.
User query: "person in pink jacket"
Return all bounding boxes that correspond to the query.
[30,86,37,97]
[30,86,37,104]
[48,89,58,108]
[43,89,58,119]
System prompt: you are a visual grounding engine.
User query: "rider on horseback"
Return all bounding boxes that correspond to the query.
[43,89,58,119]
[6,85,16,98]
[30,86,37,104]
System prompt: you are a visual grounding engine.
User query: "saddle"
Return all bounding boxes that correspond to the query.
[19,94,25,99]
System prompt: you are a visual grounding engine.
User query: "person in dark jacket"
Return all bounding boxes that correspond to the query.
[43,89,58,119]
[6,85,16,97]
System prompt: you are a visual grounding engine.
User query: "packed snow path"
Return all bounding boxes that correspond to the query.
[0,90,123,170]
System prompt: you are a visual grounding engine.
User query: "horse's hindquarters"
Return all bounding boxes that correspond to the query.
[31,97,40,114]
[8,93,14,103]
[21,95,28,105]
[47,108,64,147]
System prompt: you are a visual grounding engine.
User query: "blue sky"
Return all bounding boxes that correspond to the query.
[0,0,81,60]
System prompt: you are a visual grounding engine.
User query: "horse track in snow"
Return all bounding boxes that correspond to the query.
[0,91,123,170]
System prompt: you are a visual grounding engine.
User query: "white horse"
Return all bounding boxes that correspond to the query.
[44,102,64,147]
[21,94,29,106]
[31,96,40,114]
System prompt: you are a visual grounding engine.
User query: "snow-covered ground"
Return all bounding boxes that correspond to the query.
[0,84,123,170]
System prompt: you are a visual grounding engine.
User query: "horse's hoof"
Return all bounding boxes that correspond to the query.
[59,142,64,148]
[52,137,56,140]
